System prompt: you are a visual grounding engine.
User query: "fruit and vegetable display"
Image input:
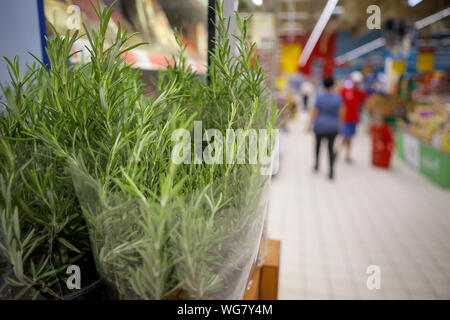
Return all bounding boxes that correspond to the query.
[364,93,411,118]
[407,103,450,153]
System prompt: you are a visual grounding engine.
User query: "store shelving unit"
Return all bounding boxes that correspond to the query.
[43,0,209,75]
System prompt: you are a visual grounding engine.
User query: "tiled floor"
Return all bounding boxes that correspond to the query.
[267,113,450,299]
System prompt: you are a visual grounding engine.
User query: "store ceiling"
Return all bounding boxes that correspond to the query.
[239,0,450,36]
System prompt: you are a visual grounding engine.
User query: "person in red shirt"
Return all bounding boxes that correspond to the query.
[339,71,366,163]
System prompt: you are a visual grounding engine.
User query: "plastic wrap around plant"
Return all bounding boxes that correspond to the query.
[0,144,95,300]
[69,161,270,300]
[1,1,282,300]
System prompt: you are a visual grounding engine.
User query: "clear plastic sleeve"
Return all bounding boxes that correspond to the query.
[70,162,271,300]
[0,144,96,300]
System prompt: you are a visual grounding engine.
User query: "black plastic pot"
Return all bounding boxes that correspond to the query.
[0,253,118,300]
[38,278,107,300]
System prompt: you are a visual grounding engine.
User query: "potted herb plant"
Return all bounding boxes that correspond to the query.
[0,0,282,300]
[0,0,145,299]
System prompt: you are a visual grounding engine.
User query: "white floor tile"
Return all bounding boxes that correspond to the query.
[268,113,450,300]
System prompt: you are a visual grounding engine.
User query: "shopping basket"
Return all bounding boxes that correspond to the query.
[370,124,395,168]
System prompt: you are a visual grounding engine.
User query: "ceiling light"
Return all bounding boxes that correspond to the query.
[408,0,423,7]
[414,7,450,30]
[298,0,339,67]
[335,38,386,63]
[334,6,450,64]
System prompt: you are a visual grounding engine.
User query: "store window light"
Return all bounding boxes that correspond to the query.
[253,0,263,7]
[333,6,344,15]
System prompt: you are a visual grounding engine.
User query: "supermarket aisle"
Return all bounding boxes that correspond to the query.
[267,113,450,299]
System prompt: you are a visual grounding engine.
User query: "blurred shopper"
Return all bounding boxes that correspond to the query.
[340,71,366,163]
[289,72,302,108]
[300,79,315,111]
[308,77,343,180]
[287,72,302,119]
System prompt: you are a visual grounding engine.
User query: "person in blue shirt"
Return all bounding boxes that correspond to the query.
[308,77,343,180]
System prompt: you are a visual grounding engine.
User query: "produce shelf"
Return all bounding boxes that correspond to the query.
[396,131,450,189]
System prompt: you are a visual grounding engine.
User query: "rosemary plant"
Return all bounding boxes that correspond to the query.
[0,0,284,300]
[0,0,152,299]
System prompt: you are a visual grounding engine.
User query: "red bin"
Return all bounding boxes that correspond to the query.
[370,123,395,168]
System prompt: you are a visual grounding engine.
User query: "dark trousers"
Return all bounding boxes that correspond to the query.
[315,133,337,177]
[303,95,309,110]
